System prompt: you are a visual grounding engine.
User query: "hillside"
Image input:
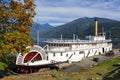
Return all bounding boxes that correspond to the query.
[30,23,54,37]
[40,17,120,39]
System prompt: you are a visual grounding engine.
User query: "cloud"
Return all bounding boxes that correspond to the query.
[34,0,120,26]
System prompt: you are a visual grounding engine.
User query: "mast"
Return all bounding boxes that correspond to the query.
[76,24,79,40]
[76,35,78,40]
[37,27,39,45]
[109,30,111,39]
[61,34,63,40]
[102,27,104,33]
[73,34,75,40]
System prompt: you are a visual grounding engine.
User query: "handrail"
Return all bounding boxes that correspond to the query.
[45,39,112,44]
[27,53,39,64]
[67,54,73,60]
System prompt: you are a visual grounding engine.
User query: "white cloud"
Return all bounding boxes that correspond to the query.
[34,0,120,26]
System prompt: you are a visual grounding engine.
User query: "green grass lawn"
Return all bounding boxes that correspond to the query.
[2,56,120,80]
[76,57,120,80]
[0,62,7,70]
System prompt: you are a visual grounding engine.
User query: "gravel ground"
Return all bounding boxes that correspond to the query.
[63,49,120,72]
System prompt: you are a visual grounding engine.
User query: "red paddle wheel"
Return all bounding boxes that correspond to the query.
[24,52,42,63]
[17,52,43,73]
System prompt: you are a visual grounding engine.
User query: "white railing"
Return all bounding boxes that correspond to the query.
[46,39,112,44]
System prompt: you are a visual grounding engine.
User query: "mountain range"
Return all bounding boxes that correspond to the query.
[30,23,54,37]
[38,17,120,39]
[31,17,120,48]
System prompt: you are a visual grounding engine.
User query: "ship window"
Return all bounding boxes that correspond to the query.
[47,56,48,60]
[79,51,84,54]
[102,48,104,53]
[66,44,69,46]
[92,43,96,46]
[59,44,61,46]
[61,52,63,56]
[53,53,55,57]
[65,44,67,46]
[51,43,53,46]
[74,52,75,55]
[66,54,68,57]
[51,43,52,46]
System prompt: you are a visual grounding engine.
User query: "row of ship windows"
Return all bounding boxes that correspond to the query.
[52,51,84,57]
[48,43,106,47]
[48,44,70,47]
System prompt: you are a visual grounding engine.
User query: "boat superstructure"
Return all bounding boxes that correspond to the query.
[44,34,112,62]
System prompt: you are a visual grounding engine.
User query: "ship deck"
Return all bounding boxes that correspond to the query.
[44,39,112,44]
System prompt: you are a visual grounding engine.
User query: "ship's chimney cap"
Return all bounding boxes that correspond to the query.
[95,18,97,21]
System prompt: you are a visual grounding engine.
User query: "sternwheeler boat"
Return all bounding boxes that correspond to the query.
[15,19,112,73]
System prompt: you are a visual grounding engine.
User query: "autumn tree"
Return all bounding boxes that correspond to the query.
[0,0,35,63]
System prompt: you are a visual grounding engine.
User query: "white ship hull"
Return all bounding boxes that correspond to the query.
[16,38,112,66]
[45,40,112,63]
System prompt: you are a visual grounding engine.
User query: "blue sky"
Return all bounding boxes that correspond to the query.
[34,0,120,26]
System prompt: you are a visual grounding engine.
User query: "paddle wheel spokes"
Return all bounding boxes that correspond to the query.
[24,52,42,63]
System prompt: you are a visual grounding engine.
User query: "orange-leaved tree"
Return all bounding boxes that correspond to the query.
[0,0,35,63]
